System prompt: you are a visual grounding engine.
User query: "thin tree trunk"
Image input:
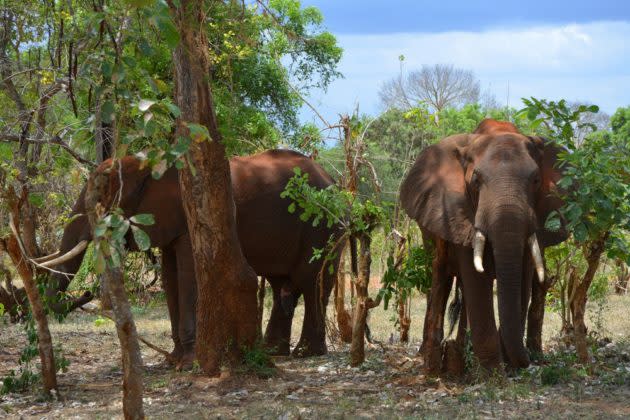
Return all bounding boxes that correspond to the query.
[169,0,258,375]
[569,237,607,364]
[86,171,144,419]
[397,295,411,343]
[257,277,266,340]
[4,231,57,395]
[614,260,629,295]
[335,243,353,343]
[350,233,372,366]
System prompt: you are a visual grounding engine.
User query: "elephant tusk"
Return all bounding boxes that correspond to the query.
[473,230,486,273]
[528,234,545,284]
[31,250,61,263]
[39,240,89,268]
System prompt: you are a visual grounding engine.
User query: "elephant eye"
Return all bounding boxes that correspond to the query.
[470,170,481,187]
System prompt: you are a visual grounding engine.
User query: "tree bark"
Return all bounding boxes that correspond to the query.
[335,243,353,343]
[3,230,58,395]
[570,236,607,364]
[350,233,372,366]
[614,259,629,295]
[85,171,144,419]
[169,0,258,375]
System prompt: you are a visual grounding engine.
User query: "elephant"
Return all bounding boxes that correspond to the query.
[42,149,339,368]
[400,119,567,373]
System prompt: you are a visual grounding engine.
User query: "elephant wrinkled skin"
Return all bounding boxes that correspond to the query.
[400,119,567,373]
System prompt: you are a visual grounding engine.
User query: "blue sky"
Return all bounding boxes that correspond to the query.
[298,0,630,125]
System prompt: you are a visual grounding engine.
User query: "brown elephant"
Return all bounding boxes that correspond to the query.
[43,149,339,368]
[400,119,567,372]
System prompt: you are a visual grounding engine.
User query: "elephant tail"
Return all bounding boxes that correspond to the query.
[447,283,462,338]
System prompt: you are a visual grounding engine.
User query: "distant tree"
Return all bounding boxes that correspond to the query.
[379,64,480,112]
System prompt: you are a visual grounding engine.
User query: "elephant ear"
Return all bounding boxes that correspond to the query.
[400,134,475,246]
[535,137,568,247]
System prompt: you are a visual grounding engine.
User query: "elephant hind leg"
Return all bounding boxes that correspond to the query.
[174,234,196,370]
[292,263,333,358]
[264,276,297,356]
[161,243,182,365]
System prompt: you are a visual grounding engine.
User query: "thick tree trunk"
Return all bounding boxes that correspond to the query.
[350,234,372,366]
[169,0,258,375]
[3,231,57,395]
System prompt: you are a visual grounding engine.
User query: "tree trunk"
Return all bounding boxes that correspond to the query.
[335,242,353,343]
[614,260,629,295]
[85,170,144,419]
[3,232,57,395]
[350,233,372,366]
[526,272,552,357]
[169,0,258,375]
[570,236,607,364]
[256,277,266,340]
[397,295,411,343]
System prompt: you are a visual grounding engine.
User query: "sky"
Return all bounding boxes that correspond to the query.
[297,0,630,125]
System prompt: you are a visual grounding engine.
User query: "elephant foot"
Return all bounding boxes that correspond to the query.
[164,346,184,366]
[442,339,465,377]
[264,341,291,356]
[292,338,327,358]
[175,351,196,371]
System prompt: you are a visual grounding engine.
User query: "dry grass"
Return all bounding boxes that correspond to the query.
[1,285,629,419]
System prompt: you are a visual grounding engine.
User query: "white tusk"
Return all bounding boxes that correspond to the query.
[31,251,61,263]
[39,240,88,268]
[473,230,486,273]
[528,234,545,284]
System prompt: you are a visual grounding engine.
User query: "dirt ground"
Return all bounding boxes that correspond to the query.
[1,290,630,419]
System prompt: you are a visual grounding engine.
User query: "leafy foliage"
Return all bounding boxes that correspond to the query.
[378,245,432,310]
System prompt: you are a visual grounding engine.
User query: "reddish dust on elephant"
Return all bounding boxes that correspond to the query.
[400,119,567,374]
[43,149,339,369]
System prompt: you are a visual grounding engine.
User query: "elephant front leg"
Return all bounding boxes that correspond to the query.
[161,244,182,365]
[264,278,295,356]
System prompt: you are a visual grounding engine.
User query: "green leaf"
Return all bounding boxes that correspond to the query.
[544,211,561,232]
[287,202,296,213]
[131,225,151,251]
[186,123,210,143]
[124,0,153,7]
[130,213,155,225]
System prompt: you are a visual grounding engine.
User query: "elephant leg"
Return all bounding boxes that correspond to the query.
[421,239,451,375]
[293,264,333,357]
[264,277,296,356]
[174,235,196,370]
[161,243,182,364]
[527,272,548,358]
[457,248,501,372]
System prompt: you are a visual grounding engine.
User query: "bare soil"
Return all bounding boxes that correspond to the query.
[1,292,630,419]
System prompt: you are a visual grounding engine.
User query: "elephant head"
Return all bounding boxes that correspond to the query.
[41,157,154,313]
[400,119,566,367]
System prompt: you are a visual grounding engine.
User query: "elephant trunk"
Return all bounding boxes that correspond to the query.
[488,208,530,369]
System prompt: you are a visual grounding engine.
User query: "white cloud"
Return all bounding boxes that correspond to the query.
[301,21,630,124]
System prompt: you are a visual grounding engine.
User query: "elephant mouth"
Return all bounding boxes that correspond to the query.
[472,229,545,283]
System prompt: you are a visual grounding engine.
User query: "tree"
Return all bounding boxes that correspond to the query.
[520,98,630,363]
[379,64,480,112]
